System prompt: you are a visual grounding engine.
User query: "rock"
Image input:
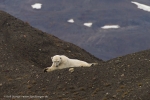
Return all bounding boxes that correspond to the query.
[69,68,74,73]
[16,77,22,80]
[0,83,2,86]
[113,95,117,98]
[115,60,121,64]
[121,74,124,77]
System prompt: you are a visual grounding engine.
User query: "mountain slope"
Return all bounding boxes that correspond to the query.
[0,10,102,98]
[1,0,150,60]
[0,10,150,100]
[0,10,101,68]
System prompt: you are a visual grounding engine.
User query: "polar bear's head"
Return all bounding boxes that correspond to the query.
[51,55,62,67]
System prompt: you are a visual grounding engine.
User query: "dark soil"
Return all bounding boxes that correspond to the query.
[0,10,150,100]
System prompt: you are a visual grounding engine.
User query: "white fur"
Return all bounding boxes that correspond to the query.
[44,55,97,72]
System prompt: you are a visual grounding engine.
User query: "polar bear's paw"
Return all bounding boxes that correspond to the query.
[43,68,48,73]
[43,67,56,72]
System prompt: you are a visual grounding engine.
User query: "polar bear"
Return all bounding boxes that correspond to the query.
[44,55,98,72]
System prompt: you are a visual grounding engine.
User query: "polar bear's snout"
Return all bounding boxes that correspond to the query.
[53,61,61,67]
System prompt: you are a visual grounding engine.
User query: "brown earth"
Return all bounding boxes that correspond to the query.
[0,10,150,100]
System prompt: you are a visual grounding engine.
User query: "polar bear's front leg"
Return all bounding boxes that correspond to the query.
[44,66,58,72]
[44,66,56,72]
[44,64,65,72]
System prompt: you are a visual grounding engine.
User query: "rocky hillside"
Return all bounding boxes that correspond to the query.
[0,10,150,100]
[1,0,150,60]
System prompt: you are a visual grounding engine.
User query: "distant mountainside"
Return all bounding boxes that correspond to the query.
[0,10,102,99]
[0,0,150,60]
[0,10,102,68]
[0,10,150,100]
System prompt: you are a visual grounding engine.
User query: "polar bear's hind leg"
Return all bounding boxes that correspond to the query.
[90,63,98,66]
[81,63,98,67]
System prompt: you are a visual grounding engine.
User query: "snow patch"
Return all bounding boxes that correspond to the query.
[101,25,120,29]
[67,19,74,23]
[83,22,93,27]
[31,3,42,9]
[131,1,150,12]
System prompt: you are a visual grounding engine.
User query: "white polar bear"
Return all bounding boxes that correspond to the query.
[44,55,98,72]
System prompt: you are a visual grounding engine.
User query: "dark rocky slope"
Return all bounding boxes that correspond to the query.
[1,0,150,60]
[0,10,150,100]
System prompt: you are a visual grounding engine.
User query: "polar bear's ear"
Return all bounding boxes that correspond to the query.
[51,57,53,60]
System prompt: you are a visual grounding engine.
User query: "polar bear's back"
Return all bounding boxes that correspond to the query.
[68,59,91,67]
[60,55,69,60]
[60,55,92,67]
